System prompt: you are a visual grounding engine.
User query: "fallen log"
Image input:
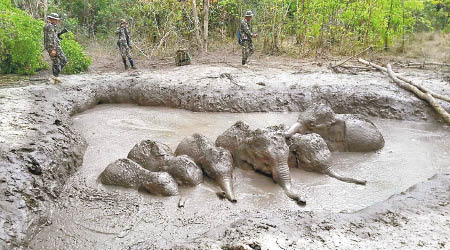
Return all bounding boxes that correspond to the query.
[331,47,372,69]
[340,65,373,71]
[386,64,450,125]
[358,58,450,103]
[394,61,450,68]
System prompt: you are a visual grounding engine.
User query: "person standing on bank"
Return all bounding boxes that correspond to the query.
[240,11,258,65]
[116,19,136,70]
[44,13,68,82]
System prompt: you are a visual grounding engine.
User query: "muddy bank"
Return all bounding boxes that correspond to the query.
[200,173,450,250]
[0,64,449,249]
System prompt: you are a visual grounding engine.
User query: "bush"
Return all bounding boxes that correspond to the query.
[60,31,92,74]
[0,0,46,74]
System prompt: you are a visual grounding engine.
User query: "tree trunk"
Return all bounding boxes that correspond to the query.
[365,0,373,46]
[384,0,394,51]
[401,0,405,53]
[43,0,48,21]
[386,64,450,125]
[203,0,209,52]
[192,0,204,50]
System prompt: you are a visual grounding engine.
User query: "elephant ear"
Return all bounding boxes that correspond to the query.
[299,153,311,166]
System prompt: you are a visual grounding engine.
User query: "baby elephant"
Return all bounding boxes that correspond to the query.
[175,133,236,202]
[286,103,384,152]
[217,122,306,206]
[288,133,366,185]
[100,158,179,196]
[128,140,203,186]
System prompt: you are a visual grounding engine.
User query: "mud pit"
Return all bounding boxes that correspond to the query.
[26,104,450,249]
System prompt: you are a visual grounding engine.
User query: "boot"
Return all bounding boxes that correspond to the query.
[51,76,62,84]
[129,58,137,69]
[123,58,129,70]
[242,59,246,65]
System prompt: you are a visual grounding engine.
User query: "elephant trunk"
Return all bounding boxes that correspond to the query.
[274,161,306,206]
[323,167,367,185]
[217,176,237,203]
[285,122,306,138]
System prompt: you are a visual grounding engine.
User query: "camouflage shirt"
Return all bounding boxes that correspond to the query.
[116,26,131,46]
[240,19,253,41]
[43,22,61,52]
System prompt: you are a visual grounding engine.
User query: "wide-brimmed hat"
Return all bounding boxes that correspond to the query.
[245,11,253,17]
[47,13,60,20]
[120,19,127,24]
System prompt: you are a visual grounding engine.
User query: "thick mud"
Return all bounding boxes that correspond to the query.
[1,63,449,249]
[26,105,450,249]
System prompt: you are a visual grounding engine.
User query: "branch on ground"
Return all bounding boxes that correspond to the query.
[358,58,450,103]
[358,58,450,125]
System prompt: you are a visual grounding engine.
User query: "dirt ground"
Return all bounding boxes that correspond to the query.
[1,54,449,249]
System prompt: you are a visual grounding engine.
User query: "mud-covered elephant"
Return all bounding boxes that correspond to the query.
[99,158,179,196]
[128,140,203,186]
[175,133,236,202]
[216,122,306,205]
[288,133,366,185]
[285,103,384,152]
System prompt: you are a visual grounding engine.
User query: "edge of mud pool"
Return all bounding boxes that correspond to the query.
[1,67,449,249]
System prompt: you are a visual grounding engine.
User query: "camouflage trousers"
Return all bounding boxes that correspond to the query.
[119,44,132,60]
[241,40,254,64]
[49,48,67,77]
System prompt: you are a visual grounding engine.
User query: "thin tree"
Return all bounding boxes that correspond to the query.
[203,0,210,52]
[384,0,394,51]
[192,0,204,50]
[365,0,373,46]
[401,0,405,53]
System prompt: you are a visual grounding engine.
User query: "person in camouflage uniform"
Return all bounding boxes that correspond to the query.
[240,11,258,65]
[44,13,67,78]
[116,19,136,70]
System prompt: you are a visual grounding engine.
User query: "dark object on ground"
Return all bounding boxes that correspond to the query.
[176,49,191,66]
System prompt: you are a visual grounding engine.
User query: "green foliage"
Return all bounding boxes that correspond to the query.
[60,32,92,74]
[43,0,448,55]
[0,0,11,8]
[416,0,450,32]
[8,0,449,60]
[0,0,46,74]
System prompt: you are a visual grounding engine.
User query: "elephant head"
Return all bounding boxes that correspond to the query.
[285,103,336,138]
[224,124,305,205]
[100,158,179,196]
[286,103,384,152]
[289,133,366,185]
[175,133,236,202]
[128,139,203,186]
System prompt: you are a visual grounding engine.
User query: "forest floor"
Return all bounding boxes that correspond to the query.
[1,47,450,250]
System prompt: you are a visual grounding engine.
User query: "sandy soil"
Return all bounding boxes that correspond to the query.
[1,58,449,249]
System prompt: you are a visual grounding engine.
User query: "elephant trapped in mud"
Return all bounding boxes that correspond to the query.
[175,133,237,202]
[285,103,385,152]
[99,158,179,196]
[216,122,306,205]
[127,140,203,186]
[288,133,367,185]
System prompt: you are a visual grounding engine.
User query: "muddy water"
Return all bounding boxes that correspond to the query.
[28,104,450,249]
